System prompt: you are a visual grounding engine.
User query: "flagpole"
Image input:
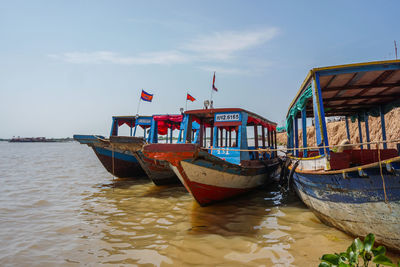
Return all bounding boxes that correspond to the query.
[136,89,142,115]
[210,72,214,103]
[185,92,188,111]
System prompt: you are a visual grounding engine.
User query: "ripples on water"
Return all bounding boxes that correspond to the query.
[0,142,396,266]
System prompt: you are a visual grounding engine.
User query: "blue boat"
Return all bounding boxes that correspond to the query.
[74,115,153,178]
[285,60,400,250]
[109,114,187,185]
[143,108,281,206]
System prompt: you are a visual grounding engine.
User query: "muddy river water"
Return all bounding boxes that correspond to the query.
[0,142,398,266]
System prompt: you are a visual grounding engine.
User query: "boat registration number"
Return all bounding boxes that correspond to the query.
[215,113,240,122]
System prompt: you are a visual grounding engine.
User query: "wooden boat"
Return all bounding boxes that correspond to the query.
[143,108,281,206]
[284,60,400,250]
[73,116,151,178]
[109,114,186,185]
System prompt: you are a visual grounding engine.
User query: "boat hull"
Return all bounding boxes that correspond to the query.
[135,151,180,185]
[91,145,145,178]
[144,144,280,206]
[291,159,400,250]
[74,135,146,178]
[108,136,179,185]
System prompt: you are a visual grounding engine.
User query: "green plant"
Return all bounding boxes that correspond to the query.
[319,233,399,267]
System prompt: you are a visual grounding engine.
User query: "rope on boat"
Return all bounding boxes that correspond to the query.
[111,144,115,191]
[200,138,400,153]
[377,144,392,212]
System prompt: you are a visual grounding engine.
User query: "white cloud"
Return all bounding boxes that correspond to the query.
[48,50,189,65]
[182,27,279,60]
[48,27,278,67]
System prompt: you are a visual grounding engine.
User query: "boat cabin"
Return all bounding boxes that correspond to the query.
[180,108,277,165]
[110,115,186,144]
[286,60,400,170]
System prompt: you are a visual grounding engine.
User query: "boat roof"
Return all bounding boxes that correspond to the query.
[112,115,153,127]
[287,60,400,118]
[185,108,277,126]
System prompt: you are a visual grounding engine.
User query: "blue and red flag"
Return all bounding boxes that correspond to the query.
[212,72,218,92]
[141,90,153,102]
[186,93,196,102]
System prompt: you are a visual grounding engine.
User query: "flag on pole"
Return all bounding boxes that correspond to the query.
[186,93,196,102]
[140,90,153,102]
[212,72,218,92]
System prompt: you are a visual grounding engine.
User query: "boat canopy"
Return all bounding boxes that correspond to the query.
[153,114,183,135]
[185,108,277,131]
[287,60,400,120]
[285,60,400,157]
[112,116,153,129]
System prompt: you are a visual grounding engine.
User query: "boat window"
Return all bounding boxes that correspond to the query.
[214,127,238,148]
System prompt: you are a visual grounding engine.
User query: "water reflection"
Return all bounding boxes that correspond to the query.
[80,178,356,266]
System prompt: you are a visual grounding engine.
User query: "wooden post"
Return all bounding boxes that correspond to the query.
[203,126,207,147]
[261,127,265,148]
[274,130,277,158]
[254,125,259,159]
[345,116,351,141]
[294,118,299,157]
[199,123,204,147]
[357,114,363,150]
[267,129,271,147]
[302,108,307,157]
[380,106,387,149]
[229,127,232,147]
[185,115,192,143]
[210,126,214,147]
[225,129,228,147]
[219,128,222,147]
[364,113,370,149]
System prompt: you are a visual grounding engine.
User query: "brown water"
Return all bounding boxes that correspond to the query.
[0,142,397,266]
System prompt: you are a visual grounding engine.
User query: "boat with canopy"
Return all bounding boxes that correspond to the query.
[285,60,400,250]
[143,108,280,206]
[109,114,190,185]
[73,115,152,178]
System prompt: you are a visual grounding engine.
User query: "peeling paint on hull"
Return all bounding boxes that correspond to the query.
[293,167,400,250]
[143,143,279,206]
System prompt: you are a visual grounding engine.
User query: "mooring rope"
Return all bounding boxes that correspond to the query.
[376,143,392,212]
[200,138,400,153]
[111,144,115,191]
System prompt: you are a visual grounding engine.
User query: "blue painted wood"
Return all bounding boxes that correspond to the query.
[312,81,325,155]
[169,128,173,143]
[110,118,118,136]
[94,146,139,163]
[293,163,400,203]
[133,124,137,137]
[294,117,299,157]
[380,105,388,149]
[73,134,105,144]
[301,108,307,157]
[239,112,250,161]
[365,113,371,149]
[317,62,400,77]
[345,116,351,141]
[315,73,330,155]
[357,114,364,150]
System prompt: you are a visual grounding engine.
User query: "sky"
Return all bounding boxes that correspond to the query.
[0,0,399,138]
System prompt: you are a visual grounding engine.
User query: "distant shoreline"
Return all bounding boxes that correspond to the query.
[1,137,74,142]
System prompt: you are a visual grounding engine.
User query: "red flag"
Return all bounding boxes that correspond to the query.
[212,72,218,92]
[186,93,196,102]
[141,90,153,102]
